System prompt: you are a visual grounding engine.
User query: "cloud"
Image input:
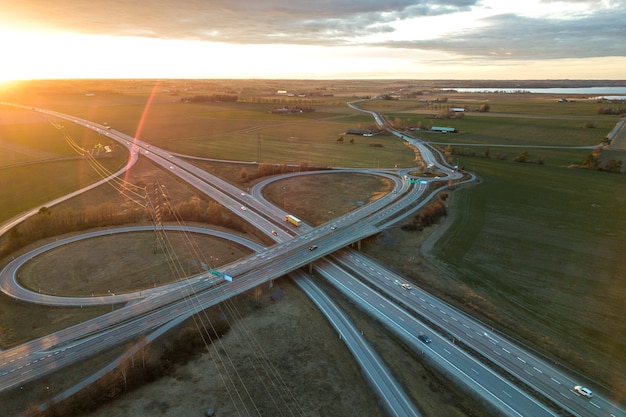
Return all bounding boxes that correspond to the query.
[1,0,624,61]
[378,8,626,60]
[1,0,476,44]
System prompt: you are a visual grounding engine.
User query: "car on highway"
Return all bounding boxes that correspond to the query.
[271,230,278,236]
[330,225,337,230]
[401,283,412,290]
[308,245,318,251]
[573,385,593,398]
[241,206,246,211]
[418,334,431,344]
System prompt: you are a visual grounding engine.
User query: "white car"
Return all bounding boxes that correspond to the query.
[401,283,412,290]
[573,385,593,398]
[240,206,246,211]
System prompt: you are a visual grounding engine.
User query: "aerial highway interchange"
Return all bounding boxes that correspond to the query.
[0,101,623,417]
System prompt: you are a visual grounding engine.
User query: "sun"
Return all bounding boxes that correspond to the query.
[0,28,45,82]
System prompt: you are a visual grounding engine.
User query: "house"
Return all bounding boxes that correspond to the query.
[430,126,457,133]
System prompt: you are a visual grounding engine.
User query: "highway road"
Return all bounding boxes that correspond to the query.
[313,258,555,417]
[1,101,623,417]
[0,224,423,417]
[322,250,624,417]
[294,270,423,417]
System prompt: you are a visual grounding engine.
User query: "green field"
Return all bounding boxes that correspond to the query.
[1,80,625,395]
[431,159,626,390]
[0,106,127,223]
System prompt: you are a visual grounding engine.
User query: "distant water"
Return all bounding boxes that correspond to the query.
[449,87,626,95]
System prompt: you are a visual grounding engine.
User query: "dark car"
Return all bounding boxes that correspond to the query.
[418,334,431,344]
[308,245,318,251]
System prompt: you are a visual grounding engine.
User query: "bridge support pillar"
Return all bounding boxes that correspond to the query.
[308,263,313,274]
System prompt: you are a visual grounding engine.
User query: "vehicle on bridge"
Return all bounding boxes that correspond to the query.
[286,214,301,227]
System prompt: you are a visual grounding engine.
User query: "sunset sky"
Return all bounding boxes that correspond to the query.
[1,0,625,81]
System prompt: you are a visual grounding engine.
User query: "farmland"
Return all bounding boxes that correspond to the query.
[0,79,625,414]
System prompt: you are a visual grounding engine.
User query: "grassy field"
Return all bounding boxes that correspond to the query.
[1,79,625,403]
[428,159,626,391]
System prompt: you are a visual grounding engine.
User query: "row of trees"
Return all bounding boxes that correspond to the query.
[401,192,448,232]
[159,197,246,232]
[3,204,144,260]
[239,163,328,182]
[23,315,230,417]
[597,106,626,115]
[443,145,545,165]
[183,94,238,103]
[2,195,249,261]
[580,146,623,172]
[238,97,330,105]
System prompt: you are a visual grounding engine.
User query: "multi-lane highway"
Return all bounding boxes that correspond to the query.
[1,101,623,417]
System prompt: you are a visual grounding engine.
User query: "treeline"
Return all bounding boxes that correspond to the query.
[401,192,448,232]
[597,106,626,115]
[183,94,238,103]
[159,198,247,232]
[3,204,144,259]
[22,315,230,417]
[1,198,247,260]
[577,146,624,172]
[444,145,545,165]
[239,163,330,181]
